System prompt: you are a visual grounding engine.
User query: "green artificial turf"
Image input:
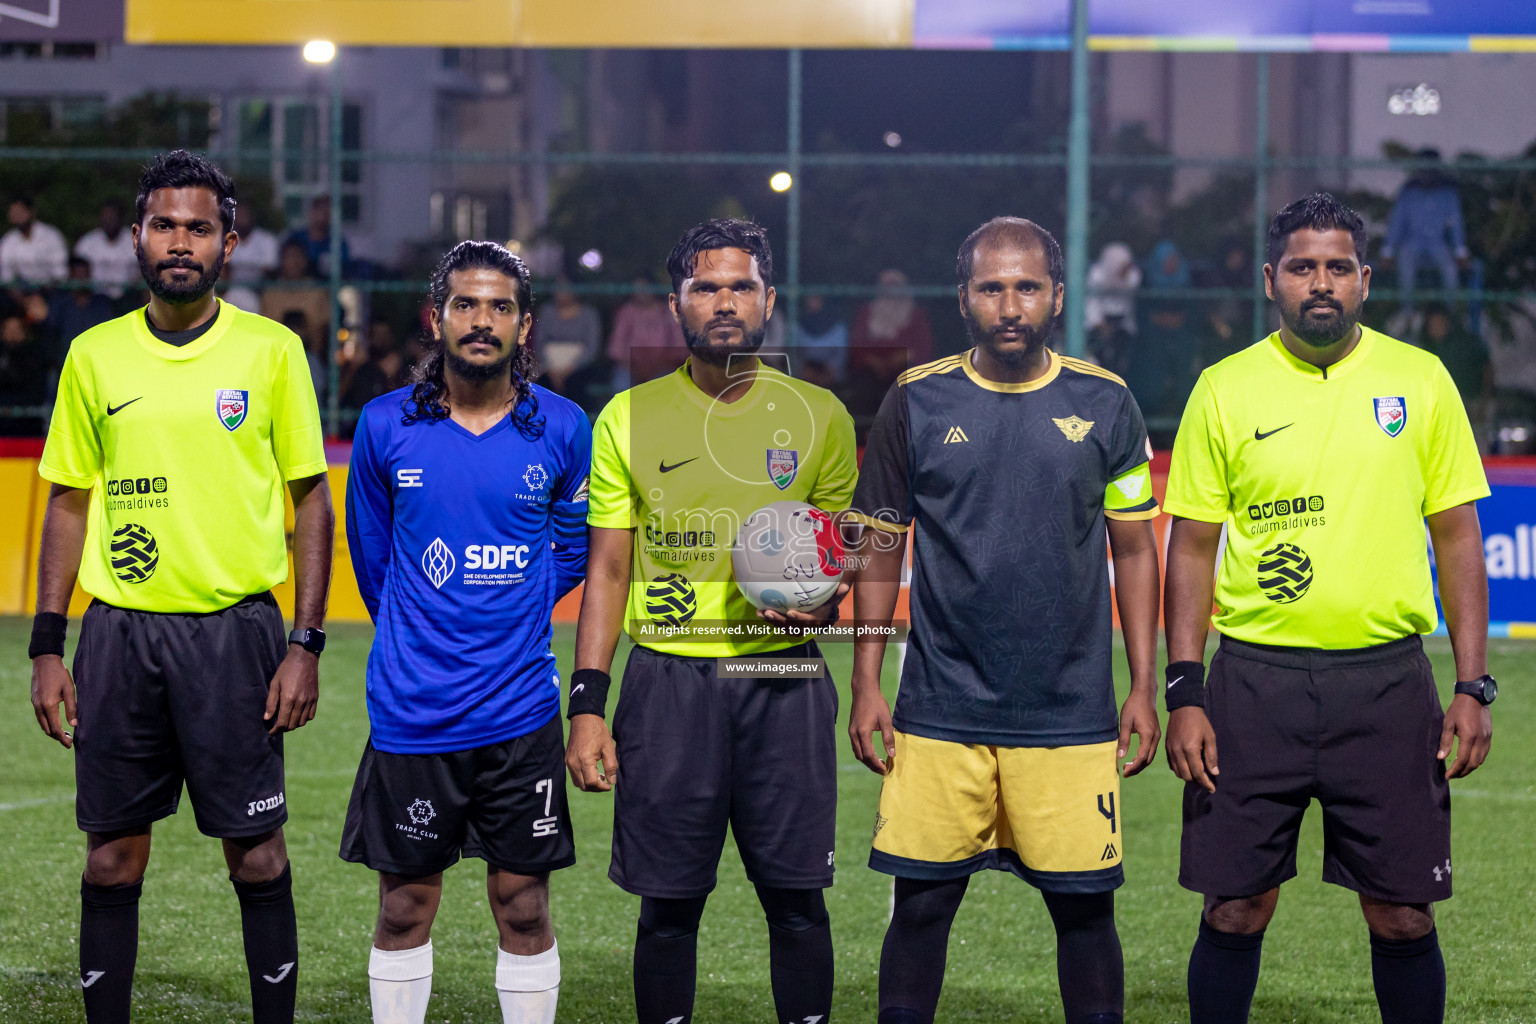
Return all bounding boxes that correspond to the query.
[1,619,1531,1022]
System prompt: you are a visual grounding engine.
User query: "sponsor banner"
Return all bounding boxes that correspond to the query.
[123,0,1536,49]
[915,0,1536,49]
[1435,462,1536,633]
[126,0,910,47]
[2,453,1531,631]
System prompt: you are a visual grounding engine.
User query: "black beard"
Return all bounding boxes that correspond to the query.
[683,318,767,368]
[1282,296,1361,348]
[138,247,224,305]
[445,329,515,382]
[964,313,1052,364]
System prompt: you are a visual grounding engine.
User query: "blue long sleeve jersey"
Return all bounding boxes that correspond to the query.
[346,384,592,754]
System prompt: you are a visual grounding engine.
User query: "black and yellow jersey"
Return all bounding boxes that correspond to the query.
[1165,328,1488,648]
[849,349,1158,747]
[39,301,327,613]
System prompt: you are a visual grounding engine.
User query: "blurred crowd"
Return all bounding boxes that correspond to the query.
[4,171,1536,451]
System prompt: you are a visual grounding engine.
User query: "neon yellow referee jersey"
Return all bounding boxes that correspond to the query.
[588,358,858,657]
[39,301,327,613]
[1165,327,1488,648]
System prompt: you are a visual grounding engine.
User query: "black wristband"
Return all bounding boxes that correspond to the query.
[566,668,611,720]
[1164,660,1207,711]
[29,612,67,660]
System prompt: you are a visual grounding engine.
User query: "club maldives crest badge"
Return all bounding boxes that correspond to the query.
[217,389,249,431]
[767,448,799,490]
[1373,397,1406,438]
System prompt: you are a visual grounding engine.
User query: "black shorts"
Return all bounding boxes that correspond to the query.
[1181,634,1452,904]
[609,643,838,898]
[72,594,288,839]
[339,714,575,878]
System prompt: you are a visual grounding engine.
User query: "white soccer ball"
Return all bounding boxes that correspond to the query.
[732,501,846,613]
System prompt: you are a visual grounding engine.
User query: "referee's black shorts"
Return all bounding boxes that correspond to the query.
[1180,634,1452,905]
[72,593,289,839]
[609,642,838,899]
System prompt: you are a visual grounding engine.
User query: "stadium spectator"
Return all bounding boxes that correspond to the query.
[231,202,281,286]
[1126,241,1198,436]
[286,195,350,277]
[569,218,855,1024]
[1415,303,1492,411]
[222,199,282,313]
[850,267,933,384]
[1085,241,1141,374]
[280,309,327,403]
[1202,237,1255,361]
[340,319,407,414]
[795,290,849,383]
[43,257,116,363]
[1383,149,1468,307]
[850,216,1160,1024]
[1,197,68,285]
[534,341,612,413]
[1164,192,1491,1024]
[30,150,332,1024]
[605,272,686,386]
[72,200,137,298]
[261,239,331,351]
[537,274,603,372]
[0,313,49,434]
[1128,301,1202,438]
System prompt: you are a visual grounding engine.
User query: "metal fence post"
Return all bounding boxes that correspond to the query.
[1251,51,1270,344]
[327,52,344,437]
[1064,0,1091,359]
[786,48,802,344]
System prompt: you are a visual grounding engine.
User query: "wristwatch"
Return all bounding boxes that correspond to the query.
[288,627,326,656]
[1453,674,1497,706]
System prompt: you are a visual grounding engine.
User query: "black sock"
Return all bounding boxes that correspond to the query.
[80,879,142,1024]
[756,885,833,1024]
[878,876,969,1023]
[1370,928,1445,1024]
[232,863,299,1024]
[634,895,707,1024]
[1042,891,1124,1023]
[1188,918,1264,1024]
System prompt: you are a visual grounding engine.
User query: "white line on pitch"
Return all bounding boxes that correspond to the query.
[0,794,71,812]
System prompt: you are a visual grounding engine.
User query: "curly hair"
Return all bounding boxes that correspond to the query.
[403,240,543,438]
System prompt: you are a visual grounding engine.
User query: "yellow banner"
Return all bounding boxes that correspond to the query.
[125,0,913,47]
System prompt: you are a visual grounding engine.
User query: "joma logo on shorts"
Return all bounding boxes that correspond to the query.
[247,792,286,816]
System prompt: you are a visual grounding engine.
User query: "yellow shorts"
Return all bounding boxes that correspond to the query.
[869,731,1123,892]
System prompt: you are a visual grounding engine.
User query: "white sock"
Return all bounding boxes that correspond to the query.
[495,940,560,1024]
[369,942,433,1024]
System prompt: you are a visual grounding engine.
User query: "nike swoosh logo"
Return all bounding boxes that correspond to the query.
[570,683,584,695]
[81,971,104,988]
[106,397,142,416]
[1167,676,1183,691]
[262,962,294,984]
[659,457,699,473]
[1254,424,1293,441]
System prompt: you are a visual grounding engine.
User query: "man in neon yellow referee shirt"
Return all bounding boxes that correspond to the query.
[564,219,857,1024]
[26,151,334,1024]
[1162,193,1491,1024]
